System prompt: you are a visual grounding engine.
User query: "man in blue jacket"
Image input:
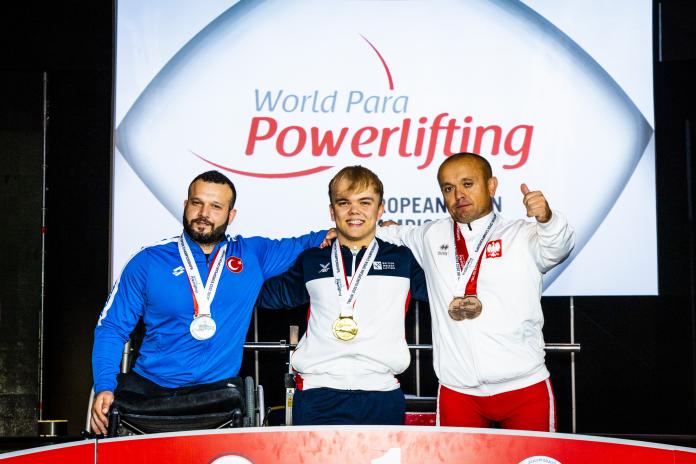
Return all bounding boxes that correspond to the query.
[90,170,332,434]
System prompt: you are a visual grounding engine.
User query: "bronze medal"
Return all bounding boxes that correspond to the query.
[332,316,358,341]
[448,295,483,321]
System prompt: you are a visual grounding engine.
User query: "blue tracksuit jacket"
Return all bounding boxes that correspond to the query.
[92,230,325,393]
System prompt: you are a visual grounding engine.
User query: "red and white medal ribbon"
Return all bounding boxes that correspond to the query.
[178,234,227,340]
[452,215,497,297]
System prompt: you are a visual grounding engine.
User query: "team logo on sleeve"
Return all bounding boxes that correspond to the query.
[226,256,244,273]
[485,240,502,258]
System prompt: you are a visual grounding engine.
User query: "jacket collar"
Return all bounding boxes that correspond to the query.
[456,210,496,239]
[182,231,229,257]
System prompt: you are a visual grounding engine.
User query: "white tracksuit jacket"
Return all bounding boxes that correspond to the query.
[377,210,575,396]
[257,239,428,392]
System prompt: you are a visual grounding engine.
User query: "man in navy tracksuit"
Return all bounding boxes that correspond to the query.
[257,166,427,425]
[90,170,332,435]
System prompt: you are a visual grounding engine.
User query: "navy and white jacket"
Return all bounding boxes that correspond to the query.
[257,238,428,392]
[92,230,326,393]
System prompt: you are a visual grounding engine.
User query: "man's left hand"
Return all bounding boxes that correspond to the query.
[521,183,552,223]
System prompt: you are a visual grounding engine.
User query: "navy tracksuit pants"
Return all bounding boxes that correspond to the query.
[292,387,405,425]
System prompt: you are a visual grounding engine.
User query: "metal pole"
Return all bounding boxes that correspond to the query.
[253,307,260,386]
[244,341,579,352]
[684,119,696,407]
[285,326,299,426]
[570,296,577,433]
[414,301,421,397]
[38,71,49,421]
[657,2,663,63]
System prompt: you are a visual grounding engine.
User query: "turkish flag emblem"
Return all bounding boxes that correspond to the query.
[485,240,502,259]
[226,256,244,273]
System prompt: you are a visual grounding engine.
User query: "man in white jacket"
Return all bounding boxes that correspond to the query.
[257,166,427,425]
[377,152,575,431]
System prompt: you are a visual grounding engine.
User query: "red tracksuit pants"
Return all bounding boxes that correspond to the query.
[437,379,556,432]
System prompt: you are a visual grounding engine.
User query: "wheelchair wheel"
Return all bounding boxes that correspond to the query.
[244,376,256,427]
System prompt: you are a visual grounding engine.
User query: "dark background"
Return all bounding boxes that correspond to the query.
[1,0,695,441]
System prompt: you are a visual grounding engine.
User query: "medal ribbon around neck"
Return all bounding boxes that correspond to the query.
[452,215,497,297]
[178,234,227,319]
[331,238,379,318]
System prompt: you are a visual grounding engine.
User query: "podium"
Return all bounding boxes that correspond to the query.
[2,427,696,463]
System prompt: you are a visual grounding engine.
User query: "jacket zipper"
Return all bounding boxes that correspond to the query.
[350,248,359,278]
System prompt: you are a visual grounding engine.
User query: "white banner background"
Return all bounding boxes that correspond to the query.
[113,0,656,296]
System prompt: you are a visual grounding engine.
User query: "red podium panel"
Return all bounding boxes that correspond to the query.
[3,429,696,463]
[0,440,95,464]
[95,427,696,464]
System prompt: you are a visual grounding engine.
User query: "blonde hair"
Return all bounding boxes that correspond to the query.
[328,166,384,203]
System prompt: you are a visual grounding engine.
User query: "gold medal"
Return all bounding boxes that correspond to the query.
[448,295,483,321]
[332,316,358,341]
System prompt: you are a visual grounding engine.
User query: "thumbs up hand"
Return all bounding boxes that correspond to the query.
[521,183,552,223]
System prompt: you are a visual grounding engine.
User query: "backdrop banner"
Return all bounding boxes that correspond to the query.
[113,0,655,296]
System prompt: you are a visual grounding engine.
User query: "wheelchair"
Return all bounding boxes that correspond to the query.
[86,338,264,437]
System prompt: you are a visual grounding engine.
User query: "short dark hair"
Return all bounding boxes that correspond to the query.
[437,152,493,183]
[188,170,237,209]
[328,165,384,203]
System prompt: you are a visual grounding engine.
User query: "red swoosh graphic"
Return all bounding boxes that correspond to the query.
[360,35,394,90]
[192,151,333,179]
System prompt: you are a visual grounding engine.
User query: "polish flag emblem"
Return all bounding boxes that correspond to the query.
[486,240,502,259]
[226,256,244,273]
